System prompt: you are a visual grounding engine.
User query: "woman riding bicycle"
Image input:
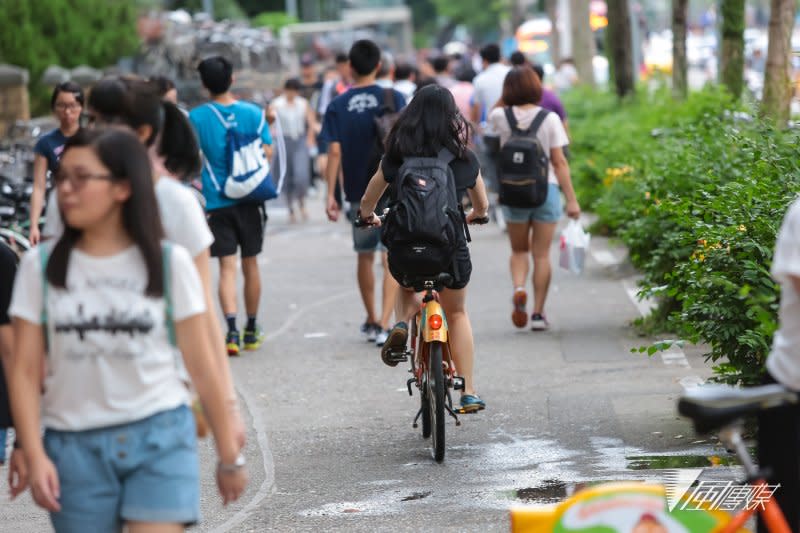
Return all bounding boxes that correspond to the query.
[358,84,490,413]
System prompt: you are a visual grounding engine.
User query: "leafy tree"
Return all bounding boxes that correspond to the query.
[672,0,688,99]
[0,0,139,113]
[720,0,745,99]
[762,0,797,124]
[252,11,299,33]
[430,0,510,40]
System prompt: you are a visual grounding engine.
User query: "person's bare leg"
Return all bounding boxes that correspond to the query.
[241,256,261,318]
[218,255,239,316]
[379,252,399,330]
[507,222,532,288]
[530,221,558,314]
[357,252,378,324]
[395,287,419,325]
[439,288,476,395]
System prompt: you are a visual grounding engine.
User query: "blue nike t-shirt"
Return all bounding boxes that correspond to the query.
[189,101,272,212]
[320,85,406,202]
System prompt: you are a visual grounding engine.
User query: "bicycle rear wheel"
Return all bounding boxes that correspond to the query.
[427,341,446,462]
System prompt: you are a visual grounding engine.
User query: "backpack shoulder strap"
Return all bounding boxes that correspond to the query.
[162,242,177,347]
[504,107,521,134]
[436,147,455,165]
[206,103,231,130]
[39,245,50,350]
[383,88,396,113]
[524,109,551,137]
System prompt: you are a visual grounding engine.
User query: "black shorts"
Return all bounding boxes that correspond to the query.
[207,204,266,258]
[389,244,472,291]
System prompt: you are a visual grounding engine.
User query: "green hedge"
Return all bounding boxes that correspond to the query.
[566,87,800,383]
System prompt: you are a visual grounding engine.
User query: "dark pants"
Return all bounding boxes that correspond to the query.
[757,372,800,532]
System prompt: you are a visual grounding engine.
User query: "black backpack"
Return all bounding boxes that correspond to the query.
[498,107,550,208]
[381,149,468,284]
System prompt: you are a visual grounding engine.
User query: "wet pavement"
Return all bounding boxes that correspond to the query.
[0,195,748,532]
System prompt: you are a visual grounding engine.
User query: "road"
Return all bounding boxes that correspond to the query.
[0,196,741,532]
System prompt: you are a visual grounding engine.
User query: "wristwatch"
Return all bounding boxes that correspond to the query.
[218,453,246,473]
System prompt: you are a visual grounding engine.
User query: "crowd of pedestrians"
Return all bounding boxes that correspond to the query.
[0,24,610,525]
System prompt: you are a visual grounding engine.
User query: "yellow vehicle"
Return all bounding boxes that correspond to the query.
[510,482,744,533]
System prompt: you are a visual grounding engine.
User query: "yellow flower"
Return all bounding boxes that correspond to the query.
[738,225,747,232]
[645,191,651,200]
[709,455,722,466]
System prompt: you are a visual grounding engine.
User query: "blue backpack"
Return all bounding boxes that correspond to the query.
[204,103,278,204]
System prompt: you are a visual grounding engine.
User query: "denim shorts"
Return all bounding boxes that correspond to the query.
[348,203,386,254]
[44,405,199,533]
[501,183,563,224]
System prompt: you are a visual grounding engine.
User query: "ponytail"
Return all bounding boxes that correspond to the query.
[159,101,201,180]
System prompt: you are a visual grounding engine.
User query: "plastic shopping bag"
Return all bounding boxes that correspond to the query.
[559,219,591,274]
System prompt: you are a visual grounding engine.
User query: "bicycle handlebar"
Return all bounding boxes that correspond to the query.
[354,212,491,228]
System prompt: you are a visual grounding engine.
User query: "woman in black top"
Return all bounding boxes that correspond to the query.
[29,82,84,245]
[359,85,490,412]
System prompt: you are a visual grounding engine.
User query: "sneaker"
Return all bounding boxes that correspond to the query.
[361,322,380,343]
[375,329,389,347]
[460,394,486,413]
[243,327,265,351]
[531,313,549,331]
[381,322,409,367]
[512,289,528,329]
[226,331,241,356]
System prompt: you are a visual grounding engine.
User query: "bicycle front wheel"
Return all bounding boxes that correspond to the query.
[427,341,446,462]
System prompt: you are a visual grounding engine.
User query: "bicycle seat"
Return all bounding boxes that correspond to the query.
[410,272,453,292]
[678,384,798,434]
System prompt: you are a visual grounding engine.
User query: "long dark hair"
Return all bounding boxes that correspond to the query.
[88,77,201,179]
[48,128,166,296]
[385,84,471,163]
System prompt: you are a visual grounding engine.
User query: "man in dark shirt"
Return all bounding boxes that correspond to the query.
[0,242,26,496]
[321,40,407,346]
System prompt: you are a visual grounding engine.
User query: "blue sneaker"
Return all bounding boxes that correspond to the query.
[460,394,486,413]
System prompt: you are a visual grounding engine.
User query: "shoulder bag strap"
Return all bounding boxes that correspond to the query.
[436,147,455,165]
[162,242,177,347]
[39,246,50,352]
[206,103,231,130]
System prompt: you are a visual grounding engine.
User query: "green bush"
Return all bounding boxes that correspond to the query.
[567,87,800,383]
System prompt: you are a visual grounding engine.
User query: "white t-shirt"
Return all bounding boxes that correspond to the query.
[10,243,206,431]
[767,197,800,389]
[154,177,214,257]
[488,105,570,185]
[473,63,511,120]
[272,95,308,140]
[42,177,213,259]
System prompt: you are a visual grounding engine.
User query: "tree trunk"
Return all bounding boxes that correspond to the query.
[569,0,596,86]
[672,0,689,99]
[762,0,797,124]
[546,0,561,63]
[607,0,634,97]
[720,0,746,99]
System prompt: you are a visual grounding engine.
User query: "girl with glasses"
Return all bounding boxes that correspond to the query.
[29,82,84,245]
[9,128,247,532]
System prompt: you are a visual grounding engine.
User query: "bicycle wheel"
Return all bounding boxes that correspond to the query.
[420,374,432,439]
[427,341,446,462]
